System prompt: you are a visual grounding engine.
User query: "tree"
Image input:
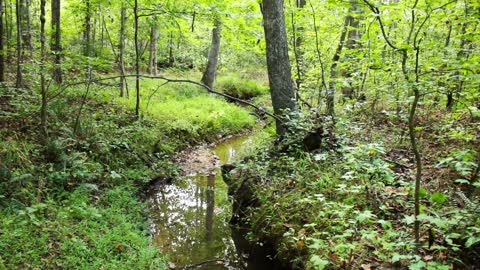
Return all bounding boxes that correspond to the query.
[51,0,62,83]
[119,3,127,97]
[39,0,47,136]
[83,0,91,57]
[0,0,4,82]
[261,0,297,137]
[15,0,22,88]
[134,0,140,116]
[201,19,221,89]
[148,17,159,76]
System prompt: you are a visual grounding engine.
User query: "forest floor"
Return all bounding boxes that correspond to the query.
[0,70,263,269]
[226,103,480,269]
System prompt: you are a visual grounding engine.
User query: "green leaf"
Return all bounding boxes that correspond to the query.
[465,236,480,248]
[403,215,415,225]
[310,255,328,270]
[409,260,426,270]
[430,192,448,205]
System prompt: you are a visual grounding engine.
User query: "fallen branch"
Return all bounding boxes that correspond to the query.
[48,74,281,122]
[178,259,228,269]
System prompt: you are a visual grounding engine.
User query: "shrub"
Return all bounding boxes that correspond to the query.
[217,76,269,100]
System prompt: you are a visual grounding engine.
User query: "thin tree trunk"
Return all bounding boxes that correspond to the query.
[51,0,62,83]
[326,14,351,116]
[168,32,174,67]
[261,0,297,137]
[40,0,47,137]
[0,0,5,82]
[134,0,140,117]
[148,18,159,75]
[201,19,221,89]
[83,0,91,56]
[119,3,126,97]
[290,0,306,90]
[15,0,22,88]
[410,46,422,246]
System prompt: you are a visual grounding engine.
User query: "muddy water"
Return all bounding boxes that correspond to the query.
[148,135,285,270]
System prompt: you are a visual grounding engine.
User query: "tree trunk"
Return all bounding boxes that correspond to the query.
[148,18,159,75]
[15,0,22,88]
[20,0,31,54]
[119,3,126,97]
[326,13,350,116]
[168,32,174,67]
[83,0,91,56]
[51,0,62,83]
[134,0,140,117]
[0,0,4,82]
[40,0,47,137]
[291,0,306,90]
[201,19,221,89]
[261,0,297,137]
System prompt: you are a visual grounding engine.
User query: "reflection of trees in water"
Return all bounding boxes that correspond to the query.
[205,173,215,242]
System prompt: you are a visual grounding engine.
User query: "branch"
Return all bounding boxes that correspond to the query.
[361,0,401,51]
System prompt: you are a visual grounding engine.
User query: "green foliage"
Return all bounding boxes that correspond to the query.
[217,75,269,100]
[0,186,164,269]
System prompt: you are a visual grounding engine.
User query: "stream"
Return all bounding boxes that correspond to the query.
[148,135,287,270]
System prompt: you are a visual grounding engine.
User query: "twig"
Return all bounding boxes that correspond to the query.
[179,259,228,269]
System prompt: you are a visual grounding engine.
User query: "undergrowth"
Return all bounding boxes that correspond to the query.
[229,108,479,270]
[0,71,257,269]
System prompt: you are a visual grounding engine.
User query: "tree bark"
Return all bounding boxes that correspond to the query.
[134,0,140,117]
[21,0,31,54]
[0,0,4,82]
[40,0,47,137]
[201,19,221,89]
[326,13,350,116]
[291,0,306,90]
[51,0,62,83]
[261,0,297,137]
[148,18,159,75]
[83,0,91,56]
[15,0,22,88]
[119,3,126,97]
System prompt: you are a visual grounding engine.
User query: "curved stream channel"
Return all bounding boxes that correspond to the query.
[148,134,286,270]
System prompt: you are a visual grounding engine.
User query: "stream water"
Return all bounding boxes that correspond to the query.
[148,135,286,270]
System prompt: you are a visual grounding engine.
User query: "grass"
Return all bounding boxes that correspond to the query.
[0,70,258,269]
[216,75,269,100]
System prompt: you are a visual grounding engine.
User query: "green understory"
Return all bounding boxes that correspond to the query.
[0,72,258,269]
[229,106,479,270]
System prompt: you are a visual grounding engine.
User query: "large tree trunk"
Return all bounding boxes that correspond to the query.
[119,3,126,97]
[15,0,22,88]
[201,19,221,89]
[148,18,159,75]
[261,0,297,137]
[20,0,31,54]
[51,0,62,83]
[0,0,4,82]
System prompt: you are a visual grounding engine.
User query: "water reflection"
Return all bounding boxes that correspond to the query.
[149,135,287,270]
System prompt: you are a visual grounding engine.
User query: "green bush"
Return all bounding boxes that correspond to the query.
[217,76,269,100]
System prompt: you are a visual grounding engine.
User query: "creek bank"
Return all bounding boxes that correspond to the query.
[222,164,296,269]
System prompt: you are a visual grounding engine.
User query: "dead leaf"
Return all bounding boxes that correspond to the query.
[361,264,372,270]
[423,255,434,261]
